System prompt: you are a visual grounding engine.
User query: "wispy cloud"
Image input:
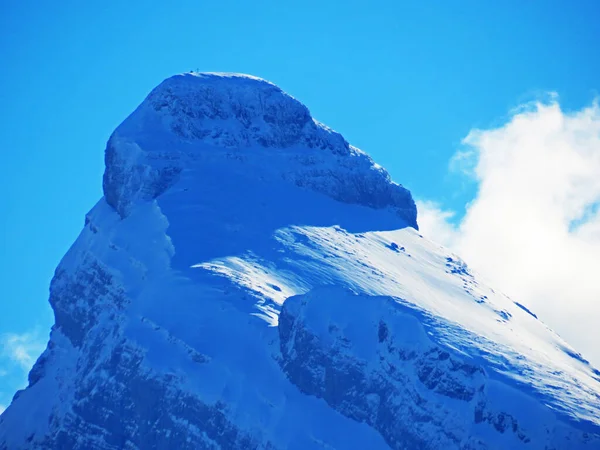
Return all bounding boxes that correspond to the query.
[1,331,46,373]
[418,98,600,368]
[0,404,5,415]
[0,330,47,409]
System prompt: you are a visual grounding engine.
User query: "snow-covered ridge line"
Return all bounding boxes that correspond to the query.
[188,71,280,86]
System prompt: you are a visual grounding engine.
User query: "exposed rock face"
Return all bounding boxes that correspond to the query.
[279,290,489,450]
[1,73,599,450]
[144,73,324,148]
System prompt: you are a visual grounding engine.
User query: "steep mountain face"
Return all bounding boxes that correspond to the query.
[1,72,599,450]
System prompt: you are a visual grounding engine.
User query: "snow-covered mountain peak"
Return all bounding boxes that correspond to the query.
[1,74,599,450]
[103,72,418,226]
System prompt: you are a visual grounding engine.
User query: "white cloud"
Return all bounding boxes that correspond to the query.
[1,332,46,373]
[418,98,600,367]
[416,200,459,248]
[0,404,5,415]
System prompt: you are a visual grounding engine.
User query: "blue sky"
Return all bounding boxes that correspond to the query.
[1,0,600,409]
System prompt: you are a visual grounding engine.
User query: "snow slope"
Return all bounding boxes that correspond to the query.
[0,73,598,450]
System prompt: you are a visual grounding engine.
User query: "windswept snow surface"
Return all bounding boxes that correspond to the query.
[0,73,598,450]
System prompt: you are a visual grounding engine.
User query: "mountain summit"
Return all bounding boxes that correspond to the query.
[103,73,417,224]
[1,73,598,450]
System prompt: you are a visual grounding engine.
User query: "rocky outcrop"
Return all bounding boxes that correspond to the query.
[279,288,600,450]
